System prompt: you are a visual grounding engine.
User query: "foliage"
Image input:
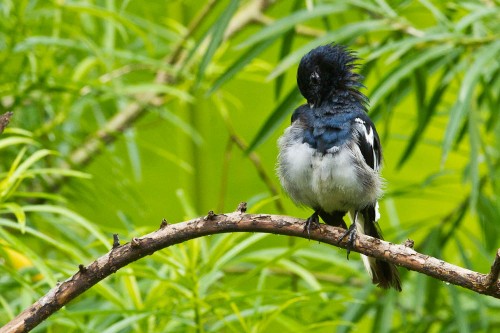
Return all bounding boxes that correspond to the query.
[1,0,499,332]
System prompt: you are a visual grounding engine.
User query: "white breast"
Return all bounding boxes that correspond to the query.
[277,124,382,213]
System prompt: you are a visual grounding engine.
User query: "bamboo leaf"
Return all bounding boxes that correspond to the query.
[61,3,154,52]
[373,291,396,333]
[274,0,302,99]
[278,259,326,299]
[468,107,481,212]
[442,41,500,164]
[336,285,374,333]
[22,205,110,248]
[0,137,36,150]
[1,203,26,233]
[119,84,194,102]
[237,4,349,49]
[246,88,302,153]
[418,0,450,26]
[447,286,471,333]
[455,6,500,31]
[207,37,276,95]
[397,60,458,168]
[197,0,239,83]
[477,194,500,251]
[370,44,454,108]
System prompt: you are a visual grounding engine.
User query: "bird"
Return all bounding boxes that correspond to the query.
[277,43,401,291]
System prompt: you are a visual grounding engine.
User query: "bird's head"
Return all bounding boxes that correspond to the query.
[297,44,362,107]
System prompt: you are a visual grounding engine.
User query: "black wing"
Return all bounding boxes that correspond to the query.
[353,116,381,171]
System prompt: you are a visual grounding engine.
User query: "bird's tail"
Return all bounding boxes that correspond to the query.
[350,205,402,291]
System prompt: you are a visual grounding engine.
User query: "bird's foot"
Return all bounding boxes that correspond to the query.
[338,223,357,260]
[304,212,320,239]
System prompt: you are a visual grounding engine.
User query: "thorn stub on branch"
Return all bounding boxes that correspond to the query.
[78,264,87,274]
[236,202,247,213]
[204,211,216,220]
[131,237,141,248]
[0,111,13,134]
[112,234,120,249]
[485,248,500,290]
[160,218,169,229]
[403,239,415,249]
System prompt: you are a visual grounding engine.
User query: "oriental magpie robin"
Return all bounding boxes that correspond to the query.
[277,44,401,291]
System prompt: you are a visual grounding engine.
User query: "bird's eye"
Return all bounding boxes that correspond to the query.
[310,72,320,84]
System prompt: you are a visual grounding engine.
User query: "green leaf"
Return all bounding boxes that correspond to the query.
[0,218,86,261]
[256,296,308,332]
[22,205,110,248]
[210,305,278,331]
[197,0,239,84]
[122,272,144,310]
[370,44,454,108]
[441,41,500,164]
[212,234,268,271]
[278,259,326,299]
[1,203,26,233]
[374,0,397,18]
[237,4,349,49]
[61,3,154,52]
[418,0,451,26]
[119,84,194,102]
[478,194,500,251]
[207,37,276,95]
[0,137,36,150]
[101,314,151,333]
[246,88,302,153]
[336,285,374,333]
[0,225,58,285]
[13,36,89,53]
[274,0,302,99]
[447,285,471,333]
[397,62,457,168]
[158,107,203,145]
[467,107,481,212]
[455,6,500,32]
[365,33,456,63]
[24,168,91,179]
[373,291,396,333]
[1,149,53,199]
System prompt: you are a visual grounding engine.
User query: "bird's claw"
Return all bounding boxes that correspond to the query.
[304,212,320,239]
[338,223,357,259]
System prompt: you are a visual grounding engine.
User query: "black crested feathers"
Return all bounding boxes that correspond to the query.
[297,43,366,108]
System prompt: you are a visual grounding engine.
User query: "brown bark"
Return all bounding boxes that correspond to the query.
[0,112,13,134]
[1,210,499,333]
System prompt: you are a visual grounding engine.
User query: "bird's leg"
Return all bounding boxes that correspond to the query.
[304,211,320,239]
[338,211,358,259]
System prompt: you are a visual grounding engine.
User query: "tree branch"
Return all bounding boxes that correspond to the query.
[2,208,499,333]
[0,112,13,134]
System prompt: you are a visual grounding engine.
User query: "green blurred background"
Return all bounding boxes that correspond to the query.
[1,0,499,332]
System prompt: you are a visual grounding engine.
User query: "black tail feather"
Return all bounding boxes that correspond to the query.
[318,210,347,229]
[355,206,402,291]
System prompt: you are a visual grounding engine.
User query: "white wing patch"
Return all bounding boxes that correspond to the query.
[355,118,379,171]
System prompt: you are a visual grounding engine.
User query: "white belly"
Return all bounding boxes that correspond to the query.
[277,125,382,212]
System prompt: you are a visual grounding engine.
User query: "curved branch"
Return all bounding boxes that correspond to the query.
[2,210,499,333]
